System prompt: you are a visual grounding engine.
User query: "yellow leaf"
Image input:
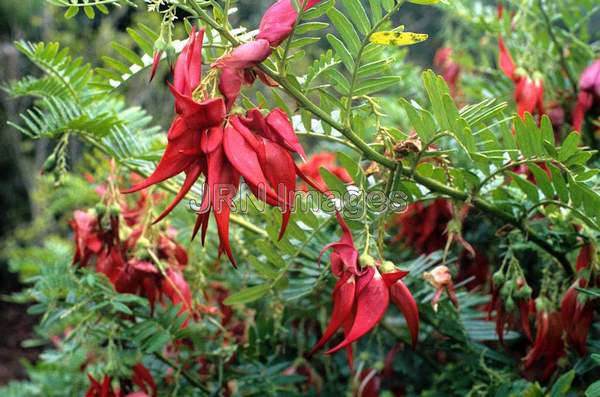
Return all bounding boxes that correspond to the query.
[409,0,441,4]
[370,31,428,46]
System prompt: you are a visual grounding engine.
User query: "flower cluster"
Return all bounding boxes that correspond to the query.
[85,364,156,397]
[127,19,321,265]
[310,213,419,368]
[71,175,194,323]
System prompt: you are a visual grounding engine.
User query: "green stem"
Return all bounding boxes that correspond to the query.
[189,2,574,275]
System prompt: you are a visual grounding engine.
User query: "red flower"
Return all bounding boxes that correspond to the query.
[213,0,322,108]
[70,210,103,267]
[561,244,596,355]
[86,364,156,397]
[523,307,565,381]
[434,47,461,99]
[355,368,381,397]
[86,375,118,397]
[572,59,600,132]
[392,198,453,254]
[124,28,226,224]
[311,213,418,367]
[223,108,309,241]
[498,36,545,119]
[298,152,352,192]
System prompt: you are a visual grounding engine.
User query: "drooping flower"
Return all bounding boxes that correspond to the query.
[488,273,533,343]
[572,59,600,132]
[523,303,565,381]
[123,28,226,224]
[392,199,453,254]
[85,364,156,397]
[498,36,545,119]
[70,210,103,267]
[222,108,311,240]
[561,244,597,355]
[310,213,418,367]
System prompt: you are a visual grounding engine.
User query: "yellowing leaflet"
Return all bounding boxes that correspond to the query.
[370,31,429,46]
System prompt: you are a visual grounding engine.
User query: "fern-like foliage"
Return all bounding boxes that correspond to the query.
[5,40,161,164]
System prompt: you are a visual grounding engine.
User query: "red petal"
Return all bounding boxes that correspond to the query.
[211,39,272,69]
[260,140,296,239]
[381,270,409,288]
[206,146,240,266]
[326,269,388,353]
[218,68,244,110]
[498,36,516,81]
[169,86,226,130]
[310,274,356,354]
[265,108,307,159]
[122,117,199,194]
[390,280,419,348]
[223,123,279,204]
[153,162,203,224]
[173,28,204,97]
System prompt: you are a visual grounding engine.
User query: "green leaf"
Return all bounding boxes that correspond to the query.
[83,5,95,19]
[295,21,329,34]
[326,7,361,55]
[528,162,553,199]
[320,167,349,196]
[558,132,581,162]
[96,4,109,14]
[509,172,539,203]
[64,6,79,19]
[586,381,600,397]
[343,0,371,35]
[326,33,355,72]
[248,256,279,280]
[354,76,402,96]
[548,164,569,203]
[303,0,334,19]
[337,151,363,185]
[224,284,271,305]
[550,370,575,397]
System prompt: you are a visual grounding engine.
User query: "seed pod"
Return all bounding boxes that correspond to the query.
[42,153,57,174]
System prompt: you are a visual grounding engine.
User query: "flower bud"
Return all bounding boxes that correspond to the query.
[109,204,121,216]
[505,297,515,311]
[515,285,532,299]
[360,253,375,267]
[500,283,512,299]
[94,203,106,217]
[492,271,505,286]
[380,260,396,273]
[42,153,57,174]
